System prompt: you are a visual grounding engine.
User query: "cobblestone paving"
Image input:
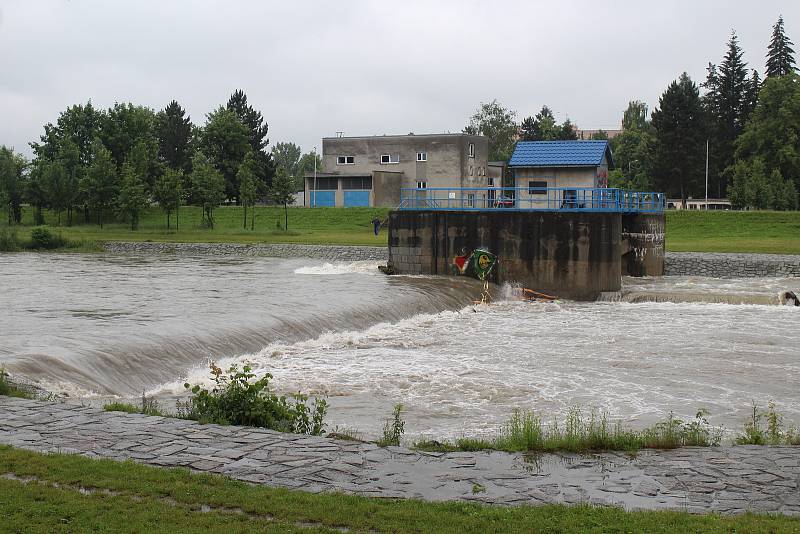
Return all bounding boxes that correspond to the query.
[103,242,389,261]
[2,398,799,515]
[666,252,800,278]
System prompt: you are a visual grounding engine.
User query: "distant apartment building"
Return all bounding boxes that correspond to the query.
[576,128,623,140]
[305,133,489,207]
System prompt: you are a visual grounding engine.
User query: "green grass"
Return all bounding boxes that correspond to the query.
[2,446,799,533]
[9,205,390,247]
[3,206,799,253]
[666,210,800,254]
[414,408,721,455]
[0,370,34,399]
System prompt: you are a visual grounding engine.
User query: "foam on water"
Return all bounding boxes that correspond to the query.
[294,261,381,275]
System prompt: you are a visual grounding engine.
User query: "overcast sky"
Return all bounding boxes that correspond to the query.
[1,0,798,158]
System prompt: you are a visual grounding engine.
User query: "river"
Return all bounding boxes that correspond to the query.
[2,252,799,439]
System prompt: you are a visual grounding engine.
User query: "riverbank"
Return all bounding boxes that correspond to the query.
[2,397,800,521]
[6,206,800,254]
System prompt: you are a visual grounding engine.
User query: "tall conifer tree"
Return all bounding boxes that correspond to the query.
[766,16,797,78]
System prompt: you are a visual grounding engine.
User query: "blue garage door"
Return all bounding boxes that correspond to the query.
[309,191,335,207]
[343,191,371,207]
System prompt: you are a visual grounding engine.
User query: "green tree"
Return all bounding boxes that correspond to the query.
[30,101,102,167]
[43,161,69,225]
[766,15,797,78]
[463,100,518,161]
[227,90,276,193]
[81,140,118,228]
[519,106,557,141]
[199,107,250,202]
[271,142,302,182]
[0,146,26,224]
[556,118,579,140]
[237,152,259,230]
[26,162,48,225]
[268,168,296,231]
[156,100,193,174]
[191,153,225,228]
[153,168,184,230]
[651,73,706,204]
[622,101,649,131]
[295,151,322,190]
[729,158,777,209]
[56,138,82,225]
[115,162,148,230]
[100,103,159,185]
[734,73,800,193]
[589,130,609,140]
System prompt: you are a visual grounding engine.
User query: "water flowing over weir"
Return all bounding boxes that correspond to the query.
[2,253,800,439]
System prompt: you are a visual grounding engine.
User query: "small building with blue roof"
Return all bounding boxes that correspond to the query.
[508,140,614,204]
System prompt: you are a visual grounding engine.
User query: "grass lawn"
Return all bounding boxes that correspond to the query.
[15,205,391,247]
[4,206,800,254]
[1,446,799,533]
[666,210,800,254]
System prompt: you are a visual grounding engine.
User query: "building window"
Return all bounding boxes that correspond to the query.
[336,155,355,165]
[341,177,373,190]
[416,181,427,189]
[417,152,427,161]
[310,177,339,190]
[469,165,473,176]
[488,177,494,187]
[380,154,400,164]
[467,193,475,207]
[468,143,475,158]
[529,181,548,195]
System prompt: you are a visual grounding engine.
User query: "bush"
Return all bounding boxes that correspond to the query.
[182,363,327,435]
[378,403,405,446]
[28,226,67,249]
[0,368,33,399]
[0,227,20,251]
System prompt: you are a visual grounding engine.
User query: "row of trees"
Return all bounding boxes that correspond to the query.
[612,16,798,210]
[462,16,799,210]
[0,90,299,230]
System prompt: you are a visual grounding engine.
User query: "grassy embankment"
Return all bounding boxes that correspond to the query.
[2,206,799,254]
[666,210,800,254]
[1,445,798,533]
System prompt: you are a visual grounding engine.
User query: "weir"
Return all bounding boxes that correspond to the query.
[387,187,666,300]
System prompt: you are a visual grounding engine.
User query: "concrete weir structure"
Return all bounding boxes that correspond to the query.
[387,188,666,300]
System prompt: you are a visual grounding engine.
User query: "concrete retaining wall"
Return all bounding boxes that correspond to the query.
[665,252,800,278]
[388,210,626,300]
[103,242,388,261]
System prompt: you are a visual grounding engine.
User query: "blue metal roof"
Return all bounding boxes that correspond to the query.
[509,140,613,168]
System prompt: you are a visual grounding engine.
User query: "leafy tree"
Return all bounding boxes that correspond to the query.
[199,107,250,202]
[81,140,118,228]
[56,138,82,225]
[26,163,48,225]
[153,168,183,230]
[622,101,649,131]
[519,106,557,141]
[727,158,796,210]
[271,142,302,182]
[191,153,225,228]
[43,161,69,225]
[589,130,609,140]
[766,16,797,78]
[296,151,322,190]
[115,162,148,230]
[100,103,159,183]
[734,73,800,194]
[156,100,193,174]
[463,100,518,161]
[30,101,102,167]
[557,118,579,140]
[269,168,296,231]
[227,90,276,193]
[237,152,259,230]
[0,146,26,224]
[651,73,706,204]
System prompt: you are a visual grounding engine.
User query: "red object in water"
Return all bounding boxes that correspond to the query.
[453,255,469,274]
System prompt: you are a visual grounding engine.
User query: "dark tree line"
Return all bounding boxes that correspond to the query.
[609,16,798,210]
[1,90,280,230]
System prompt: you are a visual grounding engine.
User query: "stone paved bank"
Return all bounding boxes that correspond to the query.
[104,241,388,261]
[666,252,800,278]
[2,398,799,515]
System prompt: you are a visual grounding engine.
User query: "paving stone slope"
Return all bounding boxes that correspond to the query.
[2,398,799,515]
[665,252,800,278]
[103,241,388,261]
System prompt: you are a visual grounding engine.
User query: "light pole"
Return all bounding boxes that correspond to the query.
[705,139,709,210]
[312,146,317,208]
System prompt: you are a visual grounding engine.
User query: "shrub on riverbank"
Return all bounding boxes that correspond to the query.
[180,363,328,435]
[0,369,34,399]
[0,225,101,252]
[415,407,722,454]
[736,401,800,446]
[104,393,164,417]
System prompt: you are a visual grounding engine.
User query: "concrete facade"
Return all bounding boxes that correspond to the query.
[305,134,489,207]
[512,156,610,205]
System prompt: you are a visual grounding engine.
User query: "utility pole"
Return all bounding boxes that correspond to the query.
[313,146,317,208]
[705,139,709,210]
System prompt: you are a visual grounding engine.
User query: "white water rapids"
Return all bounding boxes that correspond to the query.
[2,253,799,440]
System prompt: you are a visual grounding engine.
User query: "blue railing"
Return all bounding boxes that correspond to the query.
[398,187,664,213]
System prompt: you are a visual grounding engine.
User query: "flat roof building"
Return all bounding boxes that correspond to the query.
[305,133,489,207]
